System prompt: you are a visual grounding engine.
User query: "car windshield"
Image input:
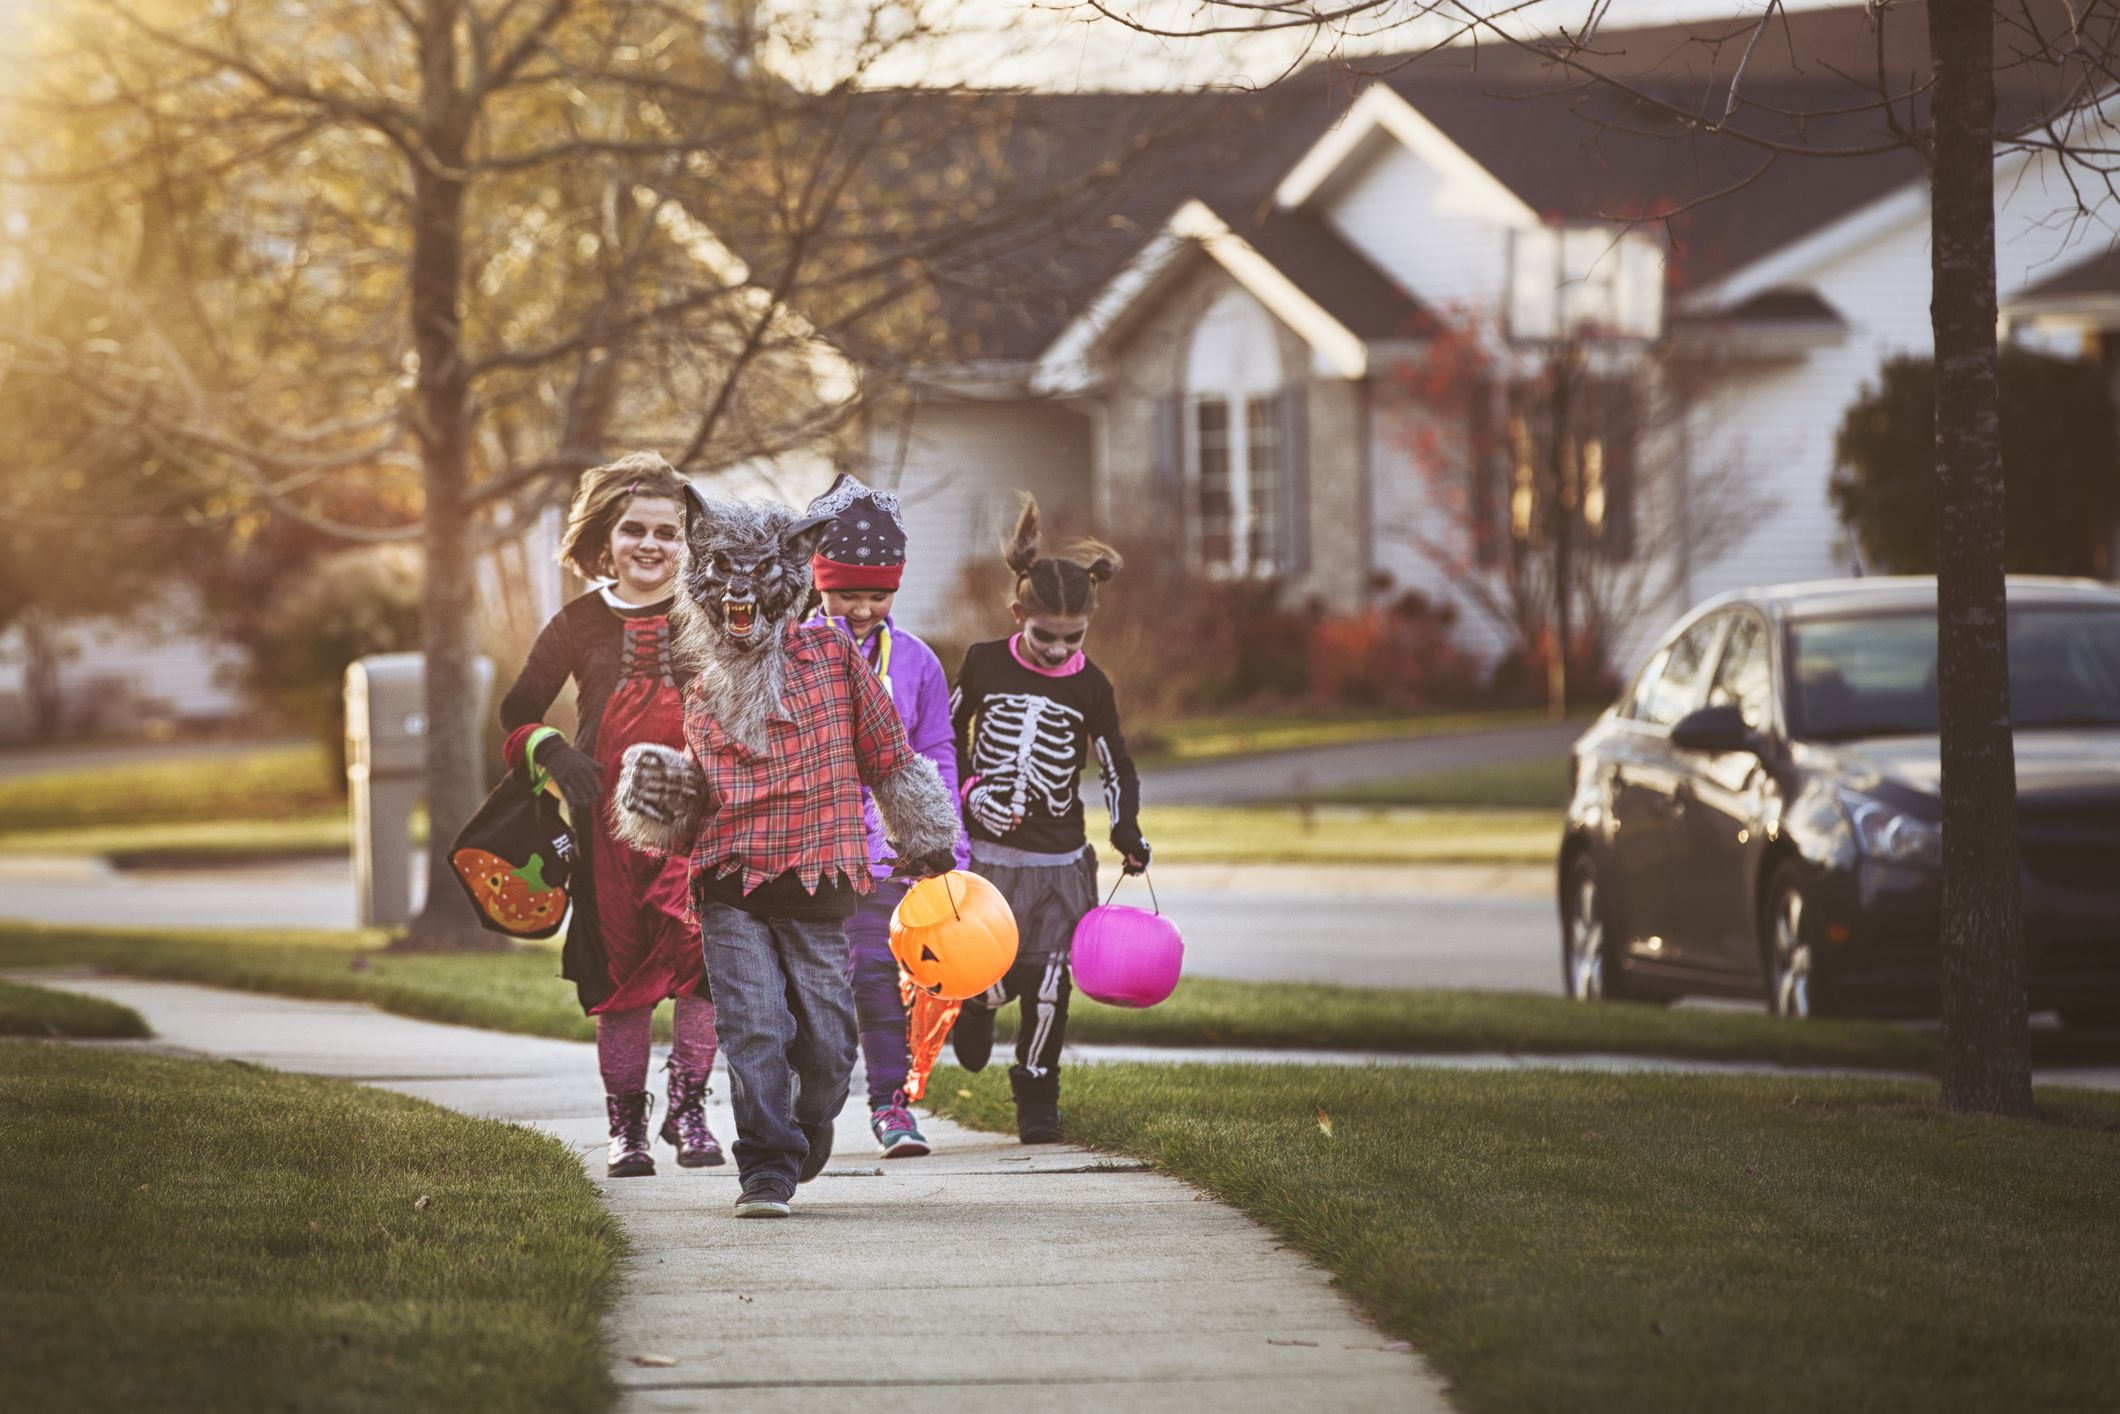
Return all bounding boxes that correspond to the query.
[1792,605,2120,741]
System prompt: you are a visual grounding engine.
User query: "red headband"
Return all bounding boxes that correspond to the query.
[812,552,903,591]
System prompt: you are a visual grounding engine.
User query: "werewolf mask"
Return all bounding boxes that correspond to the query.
[677,484,832,653]
[671,485,834,751]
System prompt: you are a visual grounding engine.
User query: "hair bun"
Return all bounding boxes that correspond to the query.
[1003,495,1042,577]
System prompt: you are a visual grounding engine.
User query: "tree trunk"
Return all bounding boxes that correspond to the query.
[22,609,65,739]
[1929,0,2031,1115]
[401,3,500,951]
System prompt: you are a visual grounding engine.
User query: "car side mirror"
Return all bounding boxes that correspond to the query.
[1670,704,1761,755]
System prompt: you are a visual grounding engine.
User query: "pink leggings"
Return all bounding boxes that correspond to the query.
[596,994,719,1094]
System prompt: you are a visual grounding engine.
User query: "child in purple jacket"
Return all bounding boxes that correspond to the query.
[804,474,967,1157]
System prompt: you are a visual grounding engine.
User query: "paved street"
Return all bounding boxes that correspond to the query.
[0,854,1567,994]
[1141,721,1583,804]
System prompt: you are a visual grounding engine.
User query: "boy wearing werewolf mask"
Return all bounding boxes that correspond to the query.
[614,487,960,1219]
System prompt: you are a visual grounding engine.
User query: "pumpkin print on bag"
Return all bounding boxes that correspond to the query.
[452,847,569,936]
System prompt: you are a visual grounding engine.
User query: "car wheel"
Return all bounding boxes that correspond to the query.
[1563,855,1620,1002]
[1763,862,1831,1020]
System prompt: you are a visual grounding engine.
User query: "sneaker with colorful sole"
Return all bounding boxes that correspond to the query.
[871,1094,932,1158]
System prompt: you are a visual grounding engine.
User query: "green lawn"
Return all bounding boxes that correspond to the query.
[1014,974,1943,1071]
[8,805,1552,868]
[0,814,354,866]
[0,739,1564,868]
[1141,707,1583,764]
[0,744,340,832]
[0,925,610,1043]
[0,1044,621,1413]
[930,1063,2120,1414]
[1306,756,1572,810]
[5,921,2057,1073]
[1135,803,1560,865]
[0,977,150,1038]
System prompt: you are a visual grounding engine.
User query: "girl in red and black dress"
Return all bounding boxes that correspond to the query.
[499,453,721,1178]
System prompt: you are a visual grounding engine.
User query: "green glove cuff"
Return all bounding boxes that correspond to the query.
[522,726,566,797]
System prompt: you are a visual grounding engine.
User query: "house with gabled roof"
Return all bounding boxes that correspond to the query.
[857,1,2120,671]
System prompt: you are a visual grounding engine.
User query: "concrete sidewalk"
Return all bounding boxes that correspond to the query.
[28,973,1449,1414]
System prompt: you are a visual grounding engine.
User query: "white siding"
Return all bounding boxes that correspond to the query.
[863,398,1095,642]
[0,594,247,741]
[1320,141,1512,316]
[1366,387,1515,668]
[1676,143,2120,666]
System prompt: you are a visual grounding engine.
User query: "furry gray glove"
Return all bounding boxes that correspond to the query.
[612,744,709,857]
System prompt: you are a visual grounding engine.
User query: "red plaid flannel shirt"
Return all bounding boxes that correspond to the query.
[682,624,914,896]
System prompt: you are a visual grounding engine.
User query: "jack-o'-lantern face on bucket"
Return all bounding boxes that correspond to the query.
[889,871,1018,1001]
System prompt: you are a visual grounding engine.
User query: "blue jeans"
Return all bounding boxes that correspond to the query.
[695,897,859,1195]
[846,881,910,1108]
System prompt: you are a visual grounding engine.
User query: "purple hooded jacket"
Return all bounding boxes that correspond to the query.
[808,613,969,880]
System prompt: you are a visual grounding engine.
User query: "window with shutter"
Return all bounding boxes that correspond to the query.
[1184,290,1284,576]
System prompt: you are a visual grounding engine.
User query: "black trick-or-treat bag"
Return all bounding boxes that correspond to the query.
[448,740,577,940]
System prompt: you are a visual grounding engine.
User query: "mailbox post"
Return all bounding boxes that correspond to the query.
[344,653,493,928]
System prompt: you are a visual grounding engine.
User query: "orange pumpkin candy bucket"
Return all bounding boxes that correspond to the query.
[889,871,1019,1001]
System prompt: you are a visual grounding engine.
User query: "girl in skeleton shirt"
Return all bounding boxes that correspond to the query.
[498,454,721,1179]
[948,497,1150,1143]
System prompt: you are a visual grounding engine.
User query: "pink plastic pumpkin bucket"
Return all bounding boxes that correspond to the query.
[1071,874,1183,1009]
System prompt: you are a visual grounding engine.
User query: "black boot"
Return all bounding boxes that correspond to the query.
[605,1091,656,1177]
[951,1003,995,1073]
[798,1119,835,1183]
[659,1066,725,1168]
[1010,1068,1063,1145]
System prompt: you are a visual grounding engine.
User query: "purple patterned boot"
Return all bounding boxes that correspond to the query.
[659,1066,725,1168]
[605,1091,656,1178]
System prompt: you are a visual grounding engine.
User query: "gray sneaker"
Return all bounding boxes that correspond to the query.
[734,1184,792,1219]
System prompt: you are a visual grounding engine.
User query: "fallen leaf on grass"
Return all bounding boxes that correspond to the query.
[629,1354,678,1368]
[413,1195,431,1211]
[1267,1339,1320,1348]
[1650,1320,1666,1337]
[957,1089,973,1098]
[1316,1108,1334,1139]
[1581,1129,1603,1141]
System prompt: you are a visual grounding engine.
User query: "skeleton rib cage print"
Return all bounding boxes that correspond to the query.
[967,693,1083,834]
[949,638,1141,859]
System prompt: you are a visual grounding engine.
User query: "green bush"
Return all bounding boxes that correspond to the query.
[244,544,423,782]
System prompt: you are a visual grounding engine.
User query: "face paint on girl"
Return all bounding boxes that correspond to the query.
[823,589,896,641]
[607,495,683,603]
[1012,603,1090,667]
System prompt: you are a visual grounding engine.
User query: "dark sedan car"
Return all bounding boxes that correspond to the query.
[1559,576,2120,1024]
